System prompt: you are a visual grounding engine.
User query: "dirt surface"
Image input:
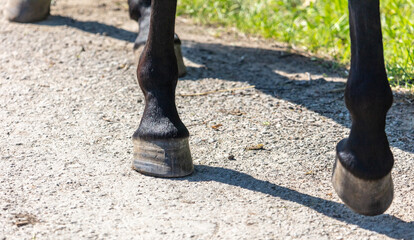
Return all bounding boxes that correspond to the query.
[1,0,413,239]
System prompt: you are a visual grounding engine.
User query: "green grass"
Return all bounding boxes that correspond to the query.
[177,0,414,90]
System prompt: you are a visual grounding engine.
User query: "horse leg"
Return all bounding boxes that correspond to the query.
[332,0,394,216]
[128,0,186,77]
[132,0,193,177]
[5,0,51,22]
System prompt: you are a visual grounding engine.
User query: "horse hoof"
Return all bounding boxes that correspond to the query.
[5,0,50,23]
[132,137,193,178]
[332,157,393,216]
[134,42,187,78]
[174,43,187,77]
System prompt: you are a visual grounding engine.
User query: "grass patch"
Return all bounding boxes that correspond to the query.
[177,0,414,89]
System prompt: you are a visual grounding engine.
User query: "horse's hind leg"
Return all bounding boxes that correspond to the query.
[128,0,151,50]
[128,0,186,77]
[333,0,394,216]
[5,0,51,22]
[132,0,193,177]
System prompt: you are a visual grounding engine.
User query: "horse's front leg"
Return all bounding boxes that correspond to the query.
[128,0,186,77]
[333,0,394,216]
[132,0,193,177]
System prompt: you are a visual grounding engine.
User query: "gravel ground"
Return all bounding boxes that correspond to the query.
[1,0,413,239]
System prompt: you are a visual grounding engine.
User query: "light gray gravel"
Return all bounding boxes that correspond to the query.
[1,0,413,239]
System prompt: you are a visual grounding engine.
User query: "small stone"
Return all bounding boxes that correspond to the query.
[207,138,215,143]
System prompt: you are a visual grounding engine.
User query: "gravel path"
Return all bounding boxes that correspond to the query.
[1,0,413,239]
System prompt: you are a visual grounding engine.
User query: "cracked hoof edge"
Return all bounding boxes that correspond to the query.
[132,137,193,178]
[332,157,393,216]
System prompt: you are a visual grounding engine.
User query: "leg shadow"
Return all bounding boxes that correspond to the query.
[36,15,136,43]
[179,41,414,154]
[175,165,414,239]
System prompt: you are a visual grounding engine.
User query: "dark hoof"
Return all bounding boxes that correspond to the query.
[5,0,51,23]
[332,157,393,216]
[133,43,187,78]
[132,137,193,178]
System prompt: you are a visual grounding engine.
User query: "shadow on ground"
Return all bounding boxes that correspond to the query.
[35,15,413,153]
[179,41,414,155]
[174,165,414,239]
[37,15,136,43]
[34,13,414,239]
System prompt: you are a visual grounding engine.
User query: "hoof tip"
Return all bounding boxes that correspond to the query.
[132,137,193,178]
[332,157,393,216]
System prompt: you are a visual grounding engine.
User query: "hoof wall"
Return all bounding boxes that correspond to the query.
[132,137,193,178]
[174,43,187,77]
[332,157,393,216]
[5,0,50,23]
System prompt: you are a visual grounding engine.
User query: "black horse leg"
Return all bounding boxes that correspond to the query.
[128,0,186,77]
[132,0,193,177]
[332,0,394,216]
[5,0,51,22]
